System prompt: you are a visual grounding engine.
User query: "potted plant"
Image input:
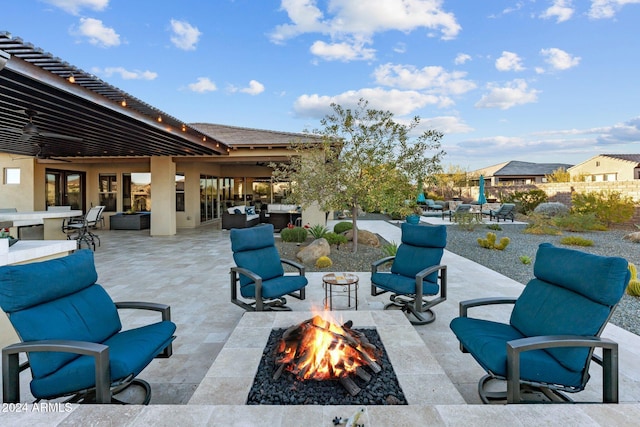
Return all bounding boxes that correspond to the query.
[398,201,422,224]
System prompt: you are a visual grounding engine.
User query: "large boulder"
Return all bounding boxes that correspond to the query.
[297,238,330,264]
[344,229,380,247]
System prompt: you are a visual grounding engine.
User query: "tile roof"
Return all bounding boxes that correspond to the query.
[493,160,573,176]
[189,123,323,147]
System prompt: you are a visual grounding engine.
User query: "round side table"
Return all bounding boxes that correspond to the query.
[322,273,359,310]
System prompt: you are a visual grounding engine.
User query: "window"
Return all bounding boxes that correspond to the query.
[4,168,19,184]
[596,161,600,167]
[176,173,185,212]
[98,174,117,212]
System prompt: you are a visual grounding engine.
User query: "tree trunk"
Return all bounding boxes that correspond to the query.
[351,204,358,253]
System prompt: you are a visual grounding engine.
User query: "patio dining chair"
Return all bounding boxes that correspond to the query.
[450,243,629,403]
[1,249,176,404]
[64,206,105,250]
[230,223,307,311]
[371,223,447,325]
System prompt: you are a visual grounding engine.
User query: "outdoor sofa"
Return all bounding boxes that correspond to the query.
[222,205,260,230]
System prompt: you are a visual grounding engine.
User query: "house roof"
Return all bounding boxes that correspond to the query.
[492,160,573,176]
[602,154,640,165]
[190,123,323,148]
[0,32,229,160]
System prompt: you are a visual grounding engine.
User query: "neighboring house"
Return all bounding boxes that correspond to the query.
[473,161,573,186]
[568,154,640,182]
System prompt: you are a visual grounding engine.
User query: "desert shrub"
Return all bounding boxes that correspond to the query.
[571,190,636,226]
[519,255,532,265]
[280,227,308,243]
[334,221,353,234]
[553,212,606,232]
[455,213,481,231]
[324,232,347,247]
[504,189,548,214]
[315,256,333,268]
[533,202,569,217]
[307,224,329,239]
[486,224,502,231]
[382,241,398,257]
[523,213,562,236]
[559,236,594,247]
[477,232,510,250]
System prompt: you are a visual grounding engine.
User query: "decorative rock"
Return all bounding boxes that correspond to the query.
[297,238,330,264]
[623,232,640,243]
[344,229,380,247]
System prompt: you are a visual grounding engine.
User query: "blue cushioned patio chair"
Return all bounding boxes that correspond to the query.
[371,223,447,325]
[450,243,629,403]
[230,223,307,311]
[441,203,471,221]
[424,199,443,211]
[0,249,176,404]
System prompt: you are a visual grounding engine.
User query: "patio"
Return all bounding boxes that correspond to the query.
[2,220,640,425]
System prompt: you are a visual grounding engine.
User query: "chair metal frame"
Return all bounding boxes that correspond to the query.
[457,297,619,404]
[2,302,174,405]
[371,258,447,325]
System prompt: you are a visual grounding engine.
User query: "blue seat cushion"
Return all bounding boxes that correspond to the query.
[9,284,121,379]
[240,275,308,299]
[234,246,285,287]
[391,245,444,283]
[450,317,584,388]
[371,272,439,296]
[230,224,275,252]
[30,320,176,399]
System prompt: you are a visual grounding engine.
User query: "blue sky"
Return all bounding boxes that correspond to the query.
[2,0,640,170]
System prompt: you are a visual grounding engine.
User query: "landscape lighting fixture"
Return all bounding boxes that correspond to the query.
[67,73,75,83]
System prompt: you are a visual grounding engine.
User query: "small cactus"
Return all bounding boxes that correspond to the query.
[477,232,510,250]
[627,263,640,296]
[315,256,333,268]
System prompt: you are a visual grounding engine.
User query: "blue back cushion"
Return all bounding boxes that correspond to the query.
[9,284,122,379]
[0,249,98,313]
[231,224,284,286]
[510,243,629,372]
[391,224,446,281]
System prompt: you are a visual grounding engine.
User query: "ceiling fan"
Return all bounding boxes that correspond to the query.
[3,109,83,142]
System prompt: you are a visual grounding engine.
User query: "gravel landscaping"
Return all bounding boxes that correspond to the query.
[276,219,640,336]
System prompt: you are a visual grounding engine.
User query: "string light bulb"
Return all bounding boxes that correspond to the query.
[121,99,127,107]
[157,115,162,123]
[67,74,75,83]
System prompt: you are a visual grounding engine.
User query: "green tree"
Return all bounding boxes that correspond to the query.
[272,98,445,252]
[434,165,471,199]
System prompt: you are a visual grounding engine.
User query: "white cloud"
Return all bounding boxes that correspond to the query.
[240,80,265,95]
[373,63,476,97]
[170,19,202,51]
[293,87,441,118]
[44,0,109,15]
[75,18,120,47]
[188,77,217,93]
[97,66,157,80]
[475,79,539,110]
[310,40,375,61]
[540,0,575,23]
[419,116,474,134]
[589,0,640,19]
[454,53,471,65]
[540,47,580,70]
[270,0,461,61]
[495,51,525,72]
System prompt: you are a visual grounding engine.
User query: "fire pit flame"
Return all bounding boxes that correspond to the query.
[274,315,380,383]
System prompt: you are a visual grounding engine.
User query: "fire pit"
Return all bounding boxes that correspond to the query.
[247,314,407,405]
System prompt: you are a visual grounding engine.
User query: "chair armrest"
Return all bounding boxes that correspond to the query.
[2,340,110,404]
[231,266,262,283]
[416,264,446,281]
[115,301,172,322]
[459,297,517,317]
[281,258,305,275]
[371,256,395,274]
[506,335,619,403]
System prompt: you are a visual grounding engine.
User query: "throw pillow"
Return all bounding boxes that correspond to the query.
[234,208,242,215]
[246,207,255,215]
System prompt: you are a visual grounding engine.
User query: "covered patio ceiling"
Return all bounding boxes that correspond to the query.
[0,32,228,162]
